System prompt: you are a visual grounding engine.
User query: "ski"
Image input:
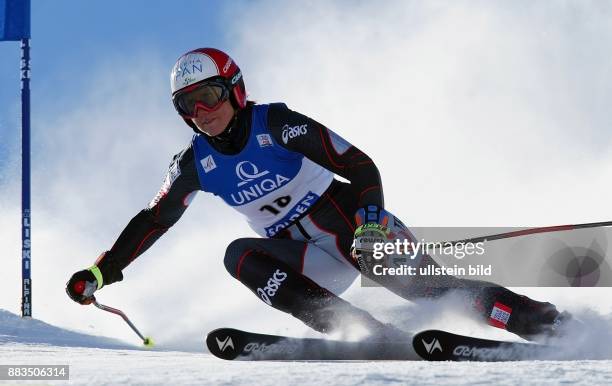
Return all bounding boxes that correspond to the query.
[206,327,420,361]
[413,329,554,361]
[206,327,554,361]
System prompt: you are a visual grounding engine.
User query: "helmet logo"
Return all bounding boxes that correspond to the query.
[173,56,204,84]
[222,58,233,73]
[182,77,196,86]
[231,71,242,85]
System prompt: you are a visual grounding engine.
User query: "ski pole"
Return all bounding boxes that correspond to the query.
[92,298,154,347]
[443,220,612,245]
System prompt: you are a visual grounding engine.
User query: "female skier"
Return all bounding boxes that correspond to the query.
[67,48,567,341]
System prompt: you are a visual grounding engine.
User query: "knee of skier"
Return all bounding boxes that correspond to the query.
[224,238,256,278]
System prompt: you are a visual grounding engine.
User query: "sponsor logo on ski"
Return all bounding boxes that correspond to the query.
[216,336,235,352]
[281,123,308,144]
[452,345,508,360]
[422,338,443,354]
[256,134,273,147]
[244,342,298,354]
[231,161,290,205]
[201,154,217,173]
[257,269,288,306]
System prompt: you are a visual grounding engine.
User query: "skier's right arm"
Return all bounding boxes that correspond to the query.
[66,145,201,304]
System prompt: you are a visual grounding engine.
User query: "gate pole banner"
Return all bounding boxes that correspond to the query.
[1,0,32,317]
[0,0,30,41]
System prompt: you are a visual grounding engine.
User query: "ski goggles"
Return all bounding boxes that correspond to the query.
[172,78,230,118]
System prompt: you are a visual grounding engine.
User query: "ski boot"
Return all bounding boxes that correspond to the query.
[473,287,573,341]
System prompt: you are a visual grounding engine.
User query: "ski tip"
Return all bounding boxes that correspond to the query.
[206,328,243,360]
[412,329,554,362]
[412,330,448,361]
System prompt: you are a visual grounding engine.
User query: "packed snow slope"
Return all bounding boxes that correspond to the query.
[2,309,612,386]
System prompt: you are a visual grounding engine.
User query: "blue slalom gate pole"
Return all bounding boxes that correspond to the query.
[1,0,32,318]
[21,37,32,318]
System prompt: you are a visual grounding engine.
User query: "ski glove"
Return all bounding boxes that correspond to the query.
[354,205,391,228]
[66,266,103,305]
[351,205,392,263]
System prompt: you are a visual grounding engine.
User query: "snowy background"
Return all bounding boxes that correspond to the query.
[1,0,612,384]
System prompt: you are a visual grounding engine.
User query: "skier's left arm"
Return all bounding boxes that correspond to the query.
[267,103,384,212]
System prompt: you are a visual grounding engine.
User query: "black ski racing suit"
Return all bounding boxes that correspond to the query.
[89,103,562,340]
